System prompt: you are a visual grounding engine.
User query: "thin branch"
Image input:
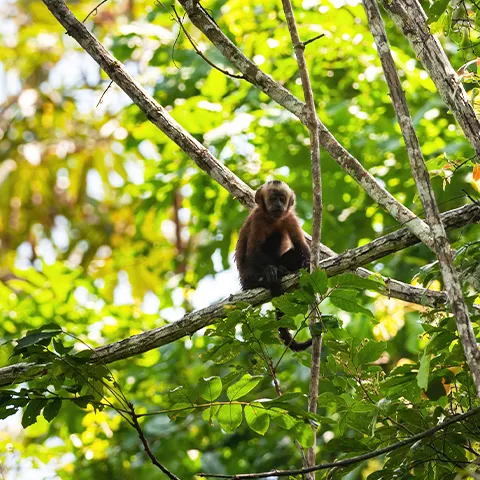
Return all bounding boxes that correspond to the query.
[1,203,477,388]
[83,0,110,23]
[363,0,480,396]
[303,33,325,47]
[177,0,435,249]
[129,405,181,480]
[280,0,322,472]
[96,80,113,107]
[170,5,244,79]
[380,0,480,157]
[197,406,480,479]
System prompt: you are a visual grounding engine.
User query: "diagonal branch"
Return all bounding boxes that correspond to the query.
[197,405,480,478]
[363,0,480,396]
[380,0,480,157]
[177,0,434,249]
[1,203,477,389]
[42,0,255,211]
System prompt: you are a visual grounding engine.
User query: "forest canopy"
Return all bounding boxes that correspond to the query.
[0,0,480,478]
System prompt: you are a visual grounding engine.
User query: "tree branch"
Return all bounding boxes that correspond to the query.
[280,0,323,472]
[1,203,477,388]
[177,0,434,249]
[197,405,480,479]
[380,0,480,157]
[363,0,480,396]
[38,0,439,307]
[41,0,255,211]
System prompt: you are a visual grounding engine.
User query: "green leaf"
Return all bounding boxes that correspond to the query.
[168,386,196,404]
[244,403,270,435]
[330,292,374,318]
[217,404,243,433]
[293,422,314,448]
[53,338,67,356]
[22,398,48,428]
[0,406,19,420]
[357,341,387,365]
[72,395,94,409]
[198,376,222,402]
[202,405,220,423]
[329,273,384,291]
[426,0,450,23]
[168,403,194,420]
[204,341,242,364]
[308,268,328,295]
[424,377,448,401]
[417,352,431,390]
[43,398,62,422]
[227,375,262,401]
[267,407,296,429]
[321,314,340,330]
[15,323,62,350]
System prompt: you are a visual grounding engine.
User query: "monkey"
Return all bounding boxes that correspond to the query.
[235,180,312,351]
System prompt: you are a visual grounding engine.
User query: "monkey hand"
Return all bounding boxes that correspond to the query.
[262,265,281,286]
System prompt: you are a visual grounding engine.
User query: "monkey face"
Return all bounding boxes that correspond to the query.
[265,190,289,218]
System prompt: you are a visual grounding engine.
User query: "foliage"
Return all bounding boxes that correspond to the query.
[0,0,480,479]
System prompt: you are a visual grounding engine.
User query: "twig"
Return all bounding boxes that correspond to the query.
[302,33,325,47]
[363,0,480,396]
[83,0,110,23]
[280,0,323,473]
[96,80,113,107]
[171,5,244,79]
[129,403,181,480]
[197,406,480,478]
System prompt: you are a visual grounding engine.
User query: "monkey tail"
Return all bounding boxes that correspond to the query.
[278,325,313,351]
[276,309,312,351]
[269,281,312,352]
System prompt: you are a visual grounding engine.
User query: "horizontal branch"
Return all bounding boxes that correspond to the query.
[198,405,480,478]
[178,0,434,248]
[37,0,435,304]
[380,0,480,156]
[1,203,477,388]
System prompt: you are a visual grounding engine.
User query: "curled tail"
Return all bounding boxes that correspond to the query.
[278,323,313,351]
[270,281,312,352]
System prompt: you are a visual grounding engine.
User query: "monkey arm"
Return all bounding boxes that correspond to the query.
[285,217,310,267]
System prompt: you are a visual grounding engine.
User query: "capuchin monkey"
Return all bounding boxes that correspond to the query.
[235,180,312,351]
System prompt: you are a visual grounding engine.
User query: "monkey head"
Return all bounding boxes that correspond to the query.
[255,180,295,219]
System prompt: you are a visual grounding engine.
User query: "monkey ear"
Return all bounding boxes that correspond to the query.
[255,186,265,207]
[288,190,296,208]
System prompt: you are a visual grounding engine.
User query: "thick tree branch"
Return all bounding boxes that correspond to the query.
[363,0,480,396]
[380,0,480,157]
[1,203,477,388]
[280,0,323,472]
[197,405,480,478]
[177,0,434,249]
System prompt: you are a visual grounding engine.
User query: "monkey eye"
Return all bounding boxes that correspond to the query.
[279,195,285,202]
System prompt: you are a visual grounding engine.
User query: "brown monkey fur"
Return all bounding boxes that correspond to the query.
[235,180,312,351]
